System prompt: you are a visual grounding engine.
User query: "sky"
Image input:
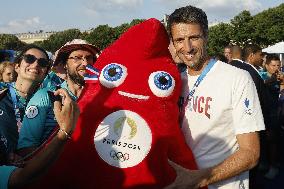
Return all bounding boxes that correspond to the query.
[0,0,283,34]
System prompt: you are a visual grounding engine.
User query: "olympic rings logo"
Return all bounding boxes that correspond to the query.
[109,150,129,162]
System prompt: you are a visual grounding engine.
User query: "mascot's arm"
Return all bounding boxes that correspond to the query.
[167,127,197,170]
[166,127,209,189]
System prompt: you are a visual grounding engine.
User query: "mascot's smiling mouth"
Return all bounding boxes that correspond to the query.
[118,91,149,100]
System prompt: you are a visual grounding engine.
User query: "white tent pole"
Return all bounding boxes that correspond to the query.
[281,54,283,67]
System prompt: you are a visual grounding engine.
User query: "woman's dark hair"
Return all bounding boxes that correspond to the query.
[14,44,50,65]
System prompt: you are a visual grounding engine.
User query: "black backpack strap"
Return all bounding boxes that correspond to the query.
[0,88,8,101]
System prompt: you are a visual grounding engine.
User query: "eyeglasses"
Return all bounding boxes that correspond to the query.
[22,54,50,68]
[68,55,96,63]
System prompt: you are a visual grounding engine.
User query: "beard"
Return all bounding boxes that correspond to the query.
[68,71,85,87]
[189,54,207,70]
[180,45,208,71]
[179,53,206,71]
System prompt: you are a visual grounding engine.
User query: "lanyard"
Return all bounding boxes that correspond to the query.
[8,83,23,131]
[179,59,216,125]
[187,59,216,99]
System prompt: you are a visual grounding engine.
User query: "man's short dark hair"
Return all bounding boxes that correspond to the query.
[167,5,208,38]
[242,44,262,61]
[265,53,280,65]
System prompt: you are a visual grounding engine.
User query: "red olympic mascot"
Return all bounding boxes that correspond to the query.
[29,18,202,189]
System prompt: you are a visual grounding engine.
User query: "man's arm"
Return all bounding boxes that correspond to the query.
[8,89,80,188]
[199,132,259,187]
[165,132,260,189]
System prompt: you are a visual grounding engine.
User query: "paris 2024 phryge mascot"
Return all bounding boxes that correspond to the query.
[32,18,199,189]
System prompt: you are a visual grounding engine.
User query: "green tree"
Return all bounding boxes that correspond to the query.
[250,3,284,47]
[35,29,82,53]
[129,19,145,27]
[230,10,254,46]
[113,23,130,39]
[208,23,233,56]
[85,19,145,50]
[0,34,26,50]
[85,25,116,50]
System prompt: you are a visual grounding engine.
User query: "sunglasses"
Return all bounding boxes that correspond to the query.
[22,54,50,68]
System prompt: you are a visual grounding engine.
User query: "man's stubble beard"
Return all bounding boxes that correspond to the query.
[183,51,208,71]
[67,71,85,87]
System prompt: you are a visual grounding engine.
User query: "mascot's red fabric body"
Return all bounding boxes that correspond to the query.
[31,18,199,189]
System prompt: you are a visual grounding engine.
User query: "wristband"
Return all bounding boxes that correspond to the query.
[58,129,72,140]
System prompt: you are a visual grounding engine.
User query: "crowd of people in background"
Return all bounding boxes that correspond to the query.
[221,44,284,185]
[0,4,283,189]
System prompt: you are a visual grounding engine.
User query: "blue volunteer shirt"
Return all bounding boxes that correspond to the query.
[0,82,27,157]
[259,71,270,81]
[1,82,28,189]
[0,165,17,189]
[18,81,77,150]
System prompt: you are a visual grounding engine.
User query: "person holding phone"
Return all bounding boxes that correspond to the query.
[259,54,283,179]
[1,88,79,189]
[0,44,52,188]
[0,45,51,164]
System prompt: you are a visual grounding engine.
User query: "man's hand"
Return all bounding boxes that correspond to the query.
[8,152,26,167]
[53,89,80,140]
[164,160,210,189]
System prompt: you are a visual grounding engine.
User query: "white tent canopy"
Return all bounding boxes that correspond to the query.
[263,41,284,54]
[262,41,284,66]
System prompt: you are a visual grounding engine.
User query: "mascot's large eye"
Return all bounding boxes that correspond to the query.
[99,63,127,88]
[148,71,175,97]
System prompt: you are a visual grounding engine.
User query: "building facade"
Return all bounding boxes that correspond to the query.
[15,32,55,44]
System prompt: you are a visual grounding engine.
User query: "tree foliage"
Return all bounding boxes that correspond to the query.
[84,25,116,50]
[39,29,82,53]
[250,3,284,47]
[230,10,254,46]
[207,3,284,51]
[85,19,145,50]
[0,34,25,50]
[208,23,233,56]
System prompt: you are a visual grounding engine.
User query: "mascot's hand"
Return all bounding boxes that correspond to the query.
[164,160,210,189]
[53,88,80,140]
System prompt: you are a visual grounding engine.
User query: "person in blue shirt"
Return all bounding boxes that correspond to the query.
[1,88,79,189]
[18,39,99,156]
[0,45,79,189]
[41,50,67,90]
[0,44,51,163]
[259,54,283,179]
